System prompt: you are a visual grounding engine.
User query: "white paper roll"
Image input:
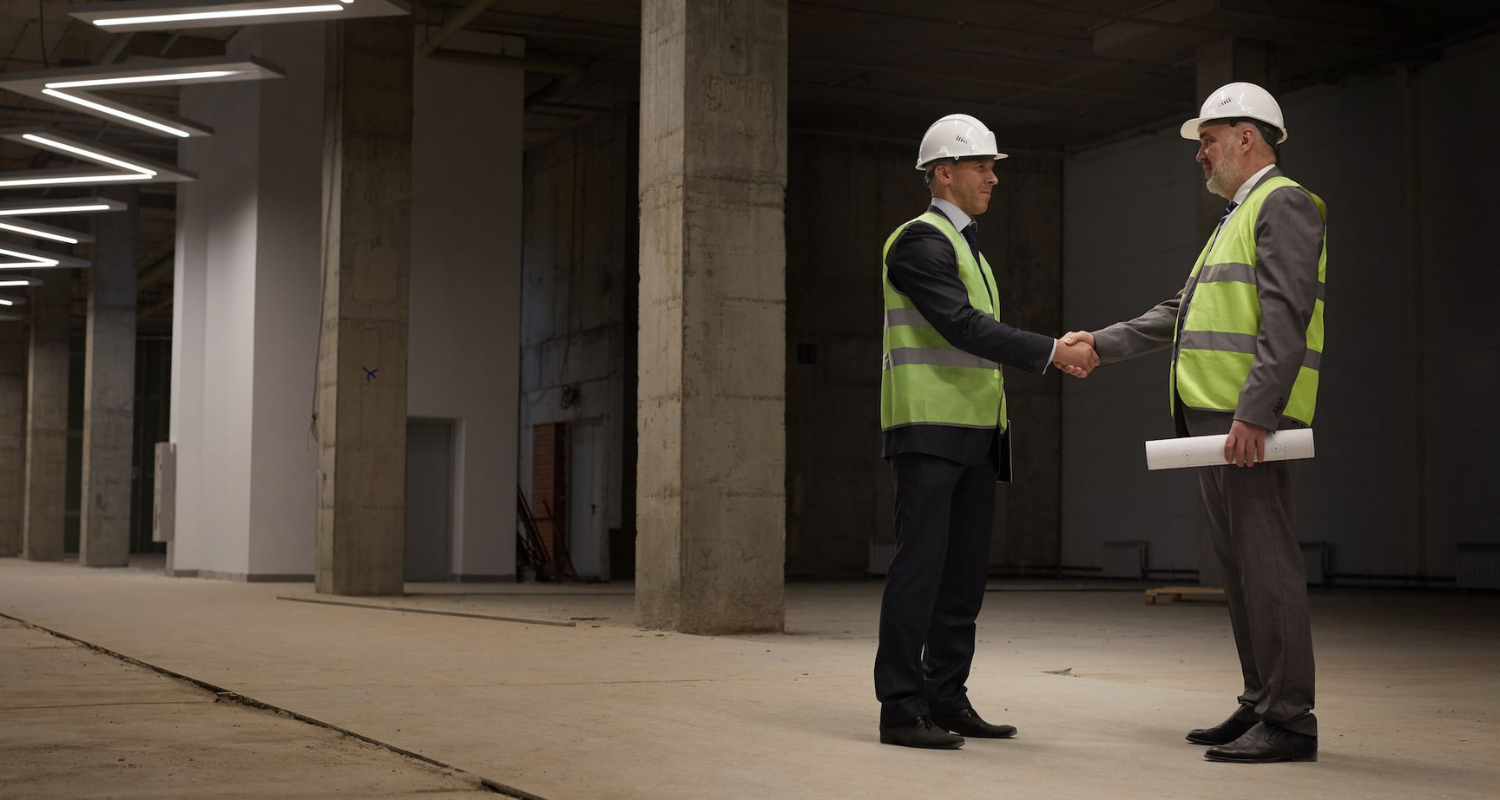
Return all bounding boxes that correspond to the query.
[1145,428,1315,471]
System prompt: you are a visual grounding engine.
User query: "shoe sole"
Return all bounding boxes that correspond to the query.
[1186,735,1235,746]
[1203,752,1318,764]
[879,733,964,750]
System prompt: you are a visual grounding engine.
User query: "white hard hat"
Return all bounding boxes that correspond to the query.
[915,113,1007,171]
[1179,82,1288,144]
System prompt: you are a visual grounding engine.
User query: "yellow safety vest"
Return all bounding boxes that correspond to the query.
[881,211,1007,432]
[1173,176,1327,424]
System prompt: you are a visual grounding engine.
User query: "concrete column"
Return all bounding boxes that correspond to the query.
[0,324,24,556]
[79,186,139,567]
[22,275,70,561]
[636,0,788,634]
[1193,38,1270,587]
[314,16,413,596]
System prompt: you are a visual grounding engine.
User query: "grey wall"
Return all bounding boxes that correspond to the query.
[1062,33,1500,580]
[409,31,525,579]
[519,112,639,574]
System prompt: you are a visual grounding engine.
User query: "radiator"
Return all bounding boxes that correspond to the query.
[1101,540,1148,580]
[1456,543,1500,590]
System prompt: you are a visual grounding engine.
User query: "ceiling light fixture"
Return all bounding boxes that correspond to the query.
[98,5,346,26]
[69,0,410,32]
[46,70,238,89]
[0,294,25,306]
[0,278,44,287]
[0,128,193,188]
[0,58,285,138]
[0,219,90,245]
[0,198,129,217]
[0,243,88,270]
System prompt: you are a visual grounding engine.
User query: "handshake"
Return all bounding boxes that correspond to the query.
[1053,331,1098,378]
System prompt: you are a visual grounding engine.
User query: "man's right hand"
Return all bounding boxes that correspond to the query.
[1054,331,1098,377]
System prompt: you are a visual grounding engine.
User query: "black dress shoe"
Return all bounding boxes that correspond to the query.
[1204,722,1317,763]
[1186,707,1259,745]
[930,707,1017,739]
[879,717,965,749]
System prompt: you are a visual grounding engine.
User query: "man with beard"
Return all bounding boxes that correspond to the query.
[876,113,1098,750]
[1061,83,1327,763]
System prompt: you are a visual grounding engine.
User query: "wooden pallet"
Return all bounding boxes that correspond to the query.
[1145,586,1227,605]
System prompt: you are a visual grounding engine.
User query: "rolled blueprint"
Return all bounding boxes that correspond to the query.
[1145,428,1315,471]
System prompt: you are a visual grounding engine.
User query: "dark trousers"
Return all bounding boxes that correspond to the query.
[875,452,996,725]
[1200,460,1318,737]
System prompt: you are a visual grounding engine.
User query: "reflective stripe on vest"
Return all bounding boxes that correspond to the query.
[1172,175,1327,425]
[881,211,1008,432]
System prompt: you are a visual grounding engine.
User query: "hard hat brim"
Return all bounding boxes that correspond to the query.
[1180,117,1289,144]
[913,153,1009,171]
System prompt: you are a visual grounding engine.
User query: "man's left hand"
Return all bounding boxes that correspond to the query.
[1224,420,1267,467]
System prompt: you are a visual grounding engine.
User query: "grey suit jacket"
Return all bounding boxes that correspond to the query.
[1092,166,1325,436]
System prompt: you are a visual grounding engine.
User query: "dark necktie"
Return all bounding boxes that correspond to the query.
[961,222,981,260]
[1222,201,1239,221]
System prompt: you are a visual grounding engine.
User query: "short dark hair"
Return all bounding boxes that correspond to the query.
[922,156,989,187]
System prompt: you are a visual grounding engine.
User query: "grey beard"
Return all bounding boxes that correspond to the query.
[1206,157,1244,199]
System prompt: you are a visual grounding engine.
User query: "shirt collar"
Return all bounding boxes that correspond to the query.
[1232,163,1277,207]
[929,197,973,232]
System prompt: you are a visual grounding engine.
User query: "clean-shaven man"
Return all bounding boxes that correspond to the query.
[877,113,1097,750]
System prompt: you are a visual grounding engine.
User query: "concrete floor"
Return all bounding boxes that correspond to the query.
[0,558,1496,800]
[0,616,494,799]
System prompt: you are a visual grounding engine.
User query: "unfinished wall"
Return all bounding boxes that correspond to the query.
[409,31,525,580]
[1062,33,1500,581]
[519,112,638,580]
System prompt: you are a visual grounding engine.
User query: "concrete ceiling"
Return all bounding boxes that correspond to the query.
[0,0,1496,333]
[505,0,1500,150]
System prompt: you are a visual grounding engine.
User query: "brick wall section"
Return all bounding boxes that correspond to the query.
[531,423,567,569]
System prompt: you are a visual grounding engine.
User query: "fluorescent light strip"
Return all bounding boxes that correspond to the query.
[0,204,111,217]
[41,89,190,138]
[0,280,40,287]
[0,299,12,306]
[0,174,146,188]
[0,248,60,268]
[94,5,346,27]
[45,70,238,90]
[0,221,80,244]
[20,134,157,176]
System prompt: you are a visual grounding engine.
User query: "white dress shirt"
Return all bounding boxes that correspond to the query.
[928,195,1057,371]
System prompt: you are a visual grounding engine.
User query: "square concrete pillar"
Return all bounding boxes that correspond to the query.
[23,274,71,561]
[314,16,413,596]
[0,324,24,556]
[635,0,788,634]
[79,186,139,568]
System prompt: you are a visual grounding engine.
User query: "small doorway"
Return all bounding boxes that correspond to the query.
[405,419,454,582]
[568,420,608,579]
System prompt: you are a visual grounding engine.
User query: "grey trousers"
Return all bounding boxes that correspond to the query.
[1200,460,1318,737]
